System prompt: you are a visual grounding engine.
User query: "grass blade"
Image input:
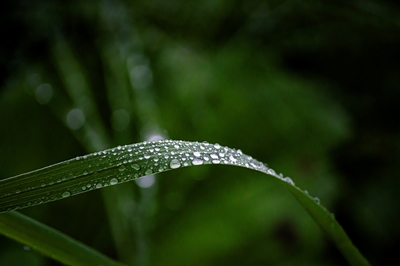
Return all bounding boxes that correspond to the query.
[0,211,125,266]
[0,140,370,265]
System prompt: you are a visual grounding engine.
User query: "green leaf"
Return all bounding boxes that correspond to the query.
[0,212,125,266]
[0,140,370,265]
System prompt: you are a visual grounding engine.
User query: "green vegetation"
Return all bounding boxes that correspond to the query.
[1,0,399,265]
[0,140,369,265]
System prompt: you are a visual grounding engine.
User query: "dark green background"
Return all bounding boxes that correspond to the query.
[1,0,399,265]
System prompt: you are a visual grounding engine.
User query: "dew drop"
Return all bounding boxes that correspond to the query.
[214,143,221,149]
[119,165,126,172]
[96,183,102,188]
[145,169,153,175]
[283,177,295,186]
[267,169,276,175]
[144,153,151,159]
[212,159,220,164]
[62,191,71,198]
[314,197,321,204]
[131,164,140,170]
[192,158,203,165]
[110,178,118,185]
[81,186,87,191]
[229,155,237,162]
[169,159,181,169]
[210,153,219,159]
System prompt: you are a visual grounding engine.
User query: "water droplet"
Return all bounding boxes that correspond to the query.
[81,186,87,191]
[192,158,203,165]
[229,155,237,162]
[267,169,276,175]
[145,169,153,175]
[314,197,321,204]
[210,153,219,159]
[96,183,102,188]
[169,159,181,169]
[144,153,151,159]
[131,164,140,170]
[110,178,118,185]
[283,177,295,186]
[174,144,180,149]
[62,191,71,198]
[212,159,220,164]
[119,165,126,172]
[16,189,21,194]
[214,143,221,149]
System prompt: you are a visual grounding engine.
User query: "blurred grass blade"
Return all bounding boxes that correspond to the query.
[0,140,370,265]
[0,211,125,266]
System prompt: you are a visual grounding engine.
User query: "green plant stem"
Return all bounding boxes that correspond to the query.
[0,211,126,266]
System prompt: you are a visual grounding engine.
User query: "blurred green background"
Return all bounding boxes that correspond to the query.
[1,0,399,265]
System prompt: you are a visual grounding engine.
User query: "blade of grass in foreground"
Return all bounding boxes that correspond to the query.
[0,140,370,265]
[0,211,125,266]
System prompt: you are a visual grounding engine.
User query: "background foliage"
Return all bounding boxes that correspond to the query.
[1,0,399,265]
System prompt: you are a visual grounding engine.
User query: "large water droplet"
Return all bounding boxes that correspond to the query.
[192,158,203,165]
[131,164,140,170]
[283,177,295,186]
[62,191,71,198]
[145,169,153,175]
[210,153,219,159]
[110,178,118,185]
[193,151,201,157]
[169,159,181,169]
[267,169,276,175]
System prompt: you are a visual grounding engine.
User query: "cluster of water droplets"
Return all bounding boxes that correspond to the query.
[0,140,320,213]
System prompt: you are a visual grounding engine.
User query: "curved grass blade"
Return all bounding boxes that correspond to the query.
[0,211,126,266]
[0,140,370,265]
